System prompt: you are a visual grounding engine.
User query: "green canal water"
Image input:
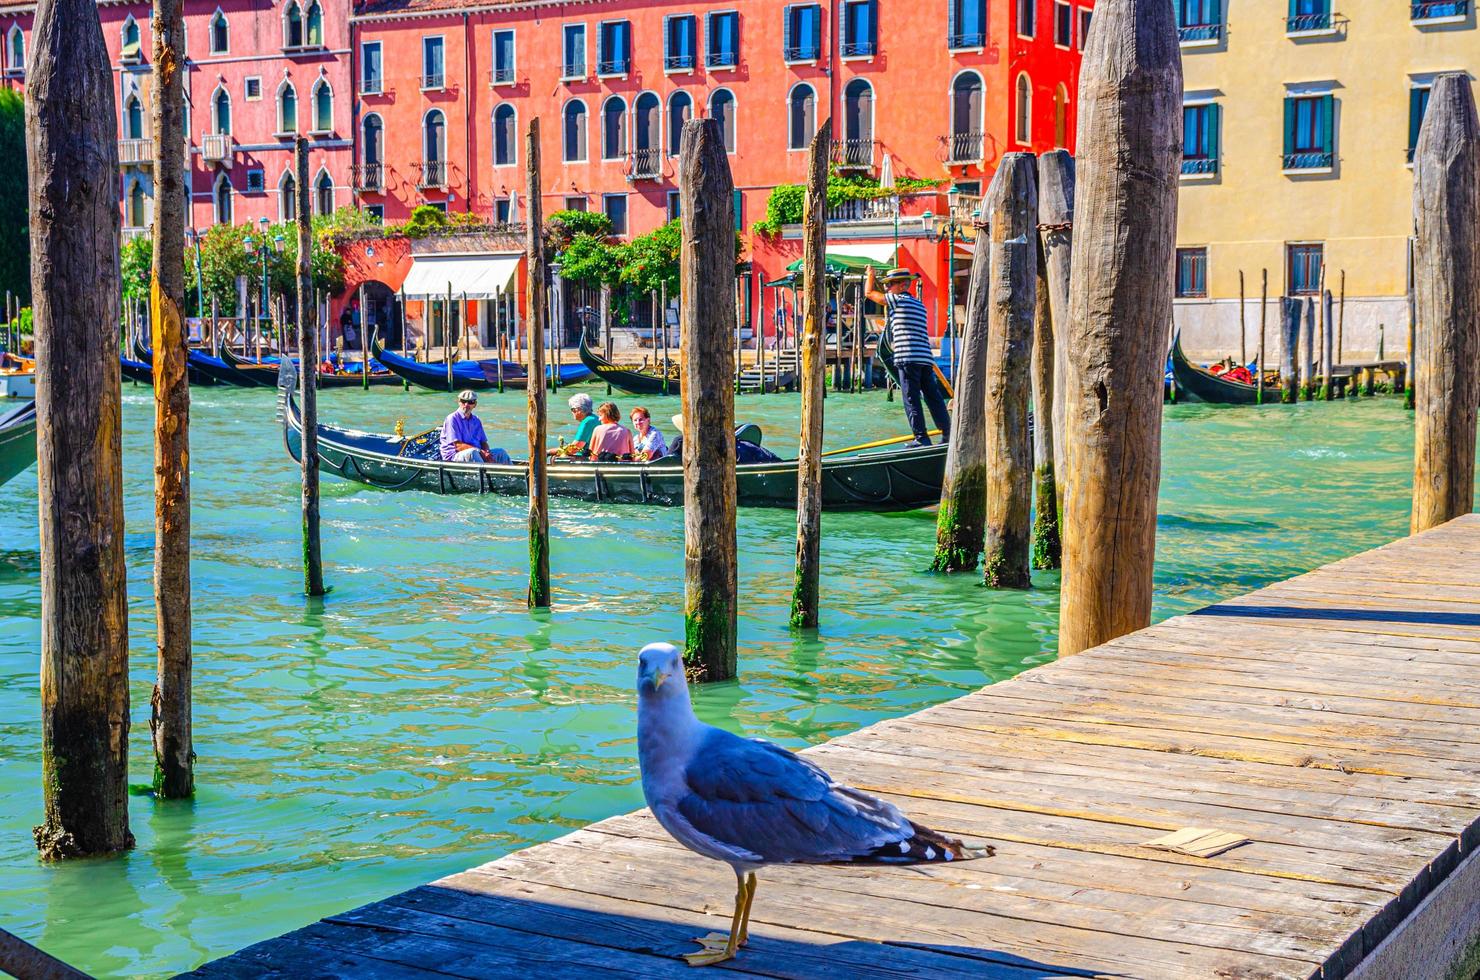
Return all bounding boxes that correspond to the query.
[0,385,1419,977]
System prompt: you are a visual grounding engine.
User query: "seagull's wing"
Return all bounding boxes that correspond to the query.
[675,726,953,866]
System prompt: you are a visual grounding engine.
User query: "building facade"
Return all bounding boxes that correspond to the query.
[1172,0,1475,361]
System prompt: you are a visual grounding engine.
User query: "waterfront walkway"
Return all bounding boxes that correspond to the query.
[188,517,1480,979]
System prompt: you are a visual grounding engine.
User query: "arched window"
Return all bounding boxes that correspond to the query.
[209,9,228,54]
[1015,73,1032,144]
[1053,83,1068,149]
[125,96,144,140]
[212,87,231,134]
[279,171,297,221]
[632,92,660,176]
[787,83,815,151]
[709,89,735,153]
[314,171,333,215]
[424,108,446,162]
[563,99,587,162]
[362,113,383,166]
[6,26,23,73]
[213,172,233,224]
[127,179,148,228]
[305,1,323,46]
[312,79,332,132]
[667,91,692,157]
[277,81,297,134]
[843,79,873,164]
[950,71,984,162]
[121,16,140,54]
[601,95,627,160]
[493,104,516,167]
[283,0,303,49]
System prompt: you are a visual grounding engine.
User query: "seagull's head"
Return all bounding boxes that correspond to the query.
[637,642,686,701]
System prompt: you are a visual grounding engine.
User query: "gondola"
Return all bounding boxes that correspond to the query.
[0,399,36,487]
[120,355,153,384]
[374,339,592,392]
[278,357,946,511]
[222,344,403,388]
[132,339,221,386]
[578,334,683,397]
[1169,333,1268,405]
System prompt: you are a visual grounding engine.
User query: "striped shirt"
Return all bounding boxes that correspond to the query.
[886,291,934,365]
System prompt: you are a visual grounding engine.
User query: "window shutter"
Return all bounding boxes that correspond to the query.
[1282,97,1294,158]
[868,0,879,46]
[624,21,632,66]
[948,0,958,43]
[733,188,743,231]
[1409,87,1425,151]
[783,5,793,54]
[1209,0,1222,24]
[811,3,822,52]
[1320,94,1334,154]
[1206,103,1220,162]
[1287,0,1298,19]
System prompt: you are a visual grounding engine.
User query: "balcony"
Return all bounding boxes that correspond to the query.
[833,138,876,170]
[628,148,661,181]
[201,132,233,167]
[352,163,384,192]
[826,196,897,224]
[1178,23,1223,42]
[1411,0,1468,18]
[489,65,515,85]
[597,58,629,76]
[706,48,737,68]
[948,30,986,48]
[783,44,821,62]
[664,52,695,71]
[420,72,444,91]
[1286,10,1333,32]
[1181,157,1218,175]
[361,75,383,96]
[840,39,876,57]
[943,131,983,165]
[1282,150,1334,171]
[118,137,154,167]
[121,226,149,242]
[561,62,585,81]
[950,194,983,227]
[416,160,447,190]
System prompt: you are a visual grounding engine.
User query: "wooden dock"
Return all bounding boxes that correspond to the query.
[187,517,1480,979]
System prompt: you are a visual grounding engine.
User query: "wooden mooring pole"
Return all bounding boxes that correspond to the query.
[984,153,1037,590]
[1411,72,1479,534]
[1300,296,1316,400]
[1037,150,1074,518]
[789,121,829,629]
[1321,287,1334,400]
[295,138,325,597]
[679,118,738,682]
[149,0,193,798]
[28,0,134,858]
[1032,232,1060,570]
[1059,0,1179,656]
[1281,297,1300,404]
[526,119,551,609]
[1238,270,1246,365]
[1257,269,1268,404]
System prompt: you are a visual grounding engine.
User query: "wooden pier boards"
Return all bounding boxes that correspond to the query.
[1410,73,1479,535]
[1058,0,1181,657]
[189,516,1480,980]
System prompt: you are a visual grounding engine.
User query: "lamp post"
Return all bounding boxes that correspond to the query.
[186,228,204,319]
[921,204,978,381]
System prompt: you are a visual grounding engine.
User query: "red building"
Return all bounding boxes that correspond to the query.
[347,0,1093,339]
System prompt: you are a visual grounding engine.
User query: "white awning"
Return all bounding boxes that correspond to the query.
[402,253,521,300]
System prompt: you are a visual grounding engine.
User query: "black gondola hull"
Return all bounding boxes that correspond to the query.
[1169,334,1265,405]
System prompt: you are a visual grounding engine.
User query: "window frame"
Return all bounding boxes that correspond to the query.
[209,8,229,55]
[360,40,383,95]
[948,0,988,50]
[601,94,628,161]
[597,18,632,78]
[602,192,629,236]
[1181,99,1220,176]
[782,3,823,64]
[787,81,817,152]
[421,35,446,91]
[667,90,692,157]
[1174,247,1208,299]
[5,25,24,75]
[1286,242,1324,296]
[666,189,681,222]
[362,112,384,166]
[1078,7,1091,48]
[310,79,333,134]
[709,88,737,155]
[491,28,516,86]
[1281,90,1335,173]
[244,76,262,101]
[1014,72,1032,144]
[664,14,698,72]
[213,171,233,224]
[840,0,878,59]
[283,0,303,50]
[1016,0,1036,39]
[563,98,589,163]
[1407,81,1432,165]
[279,170,298,222]
[313,169,334,216]
[706,10,740,69]
[562,23,587,81]
[244,168,265,194]
[212,85,232,135]
[275,79,298,137]
[563,195,588,213]
[1053,0,1073,47]
[493,103,517,167]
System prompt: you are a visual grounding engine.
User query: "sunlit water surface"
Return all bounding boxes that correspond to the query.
[0,384,1419,976]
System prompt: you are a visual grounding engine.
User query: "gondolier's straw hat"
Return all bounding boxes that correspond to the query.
[881,267,917,284]
[672,414,685,434]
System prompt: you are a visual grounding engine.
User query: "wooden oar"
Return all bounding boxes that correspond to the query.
[822,429,943,457]
[933,361,955,399]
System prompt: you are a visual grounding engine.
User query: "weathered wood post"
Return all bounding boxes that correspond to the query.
[526,120,551,608]
[1032,235,1060,570]
[982,153,1038,588]
[1281,298,1300,404]
[1405,278,1416,408]
[1037,150,1074,516]
[790,121,829,629]
[1059,0,1180,656]
[1321,288,1334,399]
[294,138,325,597]
[1238,270,1246,365]
[932,207,991,572]
[1411,72,1479,533]
[359,283,370,389]
[679,118,738,681]
[1257,269,1268,404]
[149,0,192,799]
[28,0,134,858]
[1300,296,1316,400]
[1337,269,1346,366]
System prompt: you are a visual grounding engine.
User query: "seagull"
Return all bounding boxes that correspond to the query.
[636,642,993,967]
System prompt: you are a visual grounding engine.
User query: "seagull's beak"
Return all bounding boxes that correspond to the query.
[653,670,668,690]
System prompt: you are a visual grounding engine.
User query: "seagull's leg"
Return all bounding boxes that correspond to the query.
[736,873,758,947]
[683,872,746,967]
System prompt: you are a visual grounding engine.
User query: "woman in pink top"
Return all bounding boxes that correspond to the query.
[587,401,634,461]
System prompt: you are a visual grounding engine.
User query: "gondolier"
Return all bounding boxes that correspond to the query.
[866,267,950,448]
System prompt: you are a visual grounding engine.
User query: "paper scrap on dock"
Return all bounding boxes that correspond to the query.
[1142,827,1251,858]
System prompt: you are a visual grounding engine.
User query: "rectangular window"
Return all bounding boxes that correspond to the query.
[1178,0,1223,42]
[1407,84,1431,163]
[491,29,515,85]
[425,201,448,214]
[563,195,588,212]
[421,36,444,90]
[1286,0,1331,33]
[360,42,382,94]
[707,10,739,67]
[1017,0,1036,37]
[948,0,987,48]
[602,193,628,235]
[244,76,261,100]
[783,4,823,61]
[665,15,696,70]
[1181,103,1219,175]
[365,204,384,222]
[841,0,877,57]
[598,20,631,75]
[667,190,681,221]
[245,168,265,193]
[562,24,586,80]
[1175,247,1207,298]
[494,198,511,224]
[1079,7,1092,47]
[1054,0,1073,44]
[1282,93,1334,170]
[1287,243,1323,295]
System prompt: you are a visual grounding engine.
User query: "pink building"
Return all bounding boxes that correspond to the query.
[0,0,355,236]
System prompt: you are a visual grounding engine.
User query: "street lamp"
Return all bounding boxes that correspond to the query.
[185,228,204,319]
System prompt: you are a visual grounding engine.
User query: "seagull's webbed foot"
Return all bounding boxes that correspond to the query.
[683,933,737,967]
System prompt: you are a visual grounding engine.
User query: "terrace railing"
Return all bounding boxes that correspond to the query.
[833,138,876,170]
[361,74,383,95]
[1411,0,1467,17]
[840,39,876,57]
[490,64,515,85]
[628,148,662,180]
[416,160,447,190]
[420,72,444,90]
[827,196,898,224]
[783,44,821,61]
[118,138,155,167]
[1181,157,1218,175]
[664,52,695,71]
[1282,150,1334,170]
[948,30,986,48]
[597,57,630,75]
[201,133,233,166]
[1178,23,1223,41]
[706,47,738,68]
[352,163,384,192]
[1285,10,1333,31]
[944,131,984,164]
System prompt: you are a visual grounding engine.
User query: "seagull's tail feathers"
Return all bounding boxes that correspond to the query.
[846,821,994,866]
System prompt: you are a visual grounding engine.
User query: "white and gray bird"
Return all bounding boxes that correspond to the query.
[636,642,992,967]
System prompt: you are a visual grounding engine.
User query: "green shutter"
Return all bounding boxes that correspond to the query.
[1209,0,1222,23]
[1408,86,1425,152]
[1282,97,1295,158]
[1320,94,1334,154]
[733,188,743,231]
[1287,0,1299,18]
[1207,103,1221,168]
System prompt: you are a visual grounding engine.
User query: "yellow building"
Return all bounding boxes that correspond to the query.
[1172,0,1474,361]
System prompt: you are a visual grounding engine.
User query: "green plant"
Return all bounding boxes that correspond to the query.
[546,209,613,254]
[0,88,26,306]
[559,232,621,286]
[402,204,451,238]
[120,234,153,305]
[751,170,944,239]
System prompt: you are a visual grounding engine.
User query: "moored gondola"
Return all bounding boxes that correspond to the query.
[578,334,682,397]
[133,339,221,386]
[222,344,403,388]
[278,357,945,510]
[374,339,592,392]
[0,399,36,487]
[120,355,153,384]
[1169,333,1267,405]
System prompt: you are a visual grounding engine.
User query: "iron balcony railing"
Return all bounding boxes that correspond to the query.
[562,61,585,80]
[1286,10,1332,31]
[1181,157,1218,175]
[706,47,737,67]
[1178,23,1223,41]
[490,65,515,85]
[352,163,384,192]
[944,131,984,164]
[783,44,821,61]
[416,160,447,189]
[840,39,876,57]
[421,72,444,90]
[628,148,661,180]
[361,75,383,95]
[118,138,155,166]
[201,132,233,165]
[1411,0,1467,17]
[948,30,986,48]
[597,57,629,75]
[664,52,695,70]
[833,138,876,169]
[1282,150,1334,170]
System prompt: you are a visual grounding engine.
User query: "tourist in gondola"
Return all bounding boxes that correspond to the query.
[630,406,667,461]
[588,402,635,462]
[551,392,600,459]
[865,266,951,448]
[668,415,782,465]
[439,389,509,464]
